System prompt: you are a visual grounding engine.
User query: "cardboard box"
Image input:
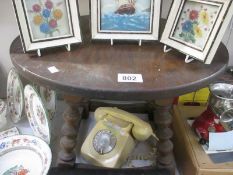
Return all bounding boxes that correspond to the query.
[172,105,233,175]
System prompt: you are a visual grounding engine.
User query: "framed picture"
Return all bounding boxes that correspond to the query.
[12,0,82,53]
[161,0,233,64]
[90,0,161,41]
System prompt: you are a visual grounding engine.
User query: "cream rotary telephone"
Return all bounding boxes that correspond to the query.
[81,107,158,168]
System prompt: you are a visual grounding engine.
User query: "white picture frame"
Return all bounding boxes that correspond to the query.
[161,0,233,64]
[90,0,161,42]
[12,0,82,53]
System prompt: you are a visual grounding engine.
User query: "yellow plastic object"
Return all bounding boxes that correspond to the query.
[95,107,155,141]
[178,88,210,106]
[81,107,157,168]
[81,119,135,168]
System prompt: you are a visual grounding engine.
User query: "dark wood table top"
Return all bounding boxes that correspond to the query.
[10,17,229,101]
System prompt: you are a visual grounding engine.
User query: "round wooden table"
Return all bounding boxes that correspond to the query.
[10,17,228,173]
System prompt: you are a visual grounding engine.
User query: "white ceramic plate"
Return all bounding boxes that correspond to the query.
[24,85,50,144]
[39,86,56,120]
[7,68,24,123]
[0,135,51,175]
[0,100,6,117]
[0,127,19,140]
[0,100,7,129]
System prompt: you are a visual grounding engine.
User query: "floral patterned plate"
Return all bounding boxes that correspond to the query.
[39,86,56,120]
[0,100,7,129]
[0,127,20,140]
[0,135,51,175]
[24,85,50,144]
[7,68,24,123]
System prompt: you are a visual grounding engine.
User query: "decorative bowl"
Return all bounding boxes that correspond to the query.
[0,135,52,175]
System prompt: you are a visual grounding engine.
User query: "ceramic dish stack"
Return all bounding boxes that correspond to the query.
[24,85,51,144]
[7,68,24,123]
[0,69,52,175]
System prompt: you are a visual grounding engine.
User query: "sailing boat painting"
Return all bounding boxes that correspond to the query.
[100,0,153,33]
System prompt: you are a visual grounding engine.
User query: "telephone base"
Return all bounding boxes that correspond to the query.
[81,120,135,168]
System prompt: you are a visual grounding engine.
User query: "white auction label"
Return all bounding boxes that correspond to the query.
[118,74,143,83]
[48,66,59,74]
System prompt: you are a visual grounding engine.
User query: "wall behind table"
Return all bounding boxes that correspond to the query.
[0,1,19,98]
[0,0,232,98]
[224,20,233,67]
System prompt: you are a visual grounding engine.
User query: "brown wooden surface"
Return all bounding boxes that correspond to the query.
[153,99,174,173]
[58,98,82,166]
[10,16,228,101]
[173,105,233,175]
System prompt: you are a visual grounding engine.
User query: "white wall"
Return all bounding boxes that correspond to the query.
[78,0,89,15]
[0,0,232,98]
[0,1,19,98]
[223,20,233,66]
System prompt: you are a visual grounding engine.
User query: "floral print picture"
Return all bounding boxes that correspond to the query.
[24,0,72,41]
[171,0,222,50]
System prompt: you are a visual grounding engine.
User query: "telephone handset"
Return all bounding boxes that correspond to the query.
[95,107,158,141]
[81,107,158,168]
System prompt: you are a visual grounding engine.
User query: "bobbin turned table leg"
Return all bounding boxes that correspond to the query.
[153,99,175,174]
[57,95,89,167]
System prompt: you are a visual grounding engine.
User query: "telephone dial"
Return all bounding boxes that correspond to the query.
[81,107,158,168]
